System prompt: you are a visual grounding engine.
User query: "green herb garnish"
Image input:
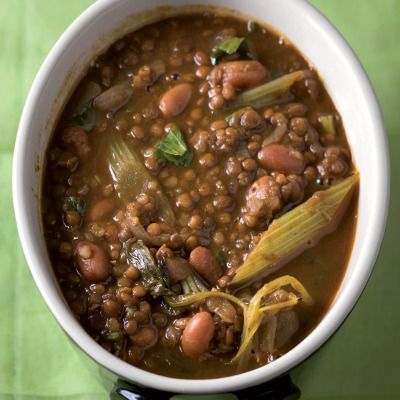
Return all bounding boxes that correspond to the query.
[153,126,193,167]
[211,37,254,65]
[248,21,266,34]
[66,104,94,132]
[125,101,134,113]
[106,332,121,341]
[216,250,225,267]
[55,196,87,214]
[301,249,314,264]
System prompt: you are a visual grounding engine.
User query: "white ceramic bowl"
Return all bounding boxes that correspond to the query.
[13,0,389,396]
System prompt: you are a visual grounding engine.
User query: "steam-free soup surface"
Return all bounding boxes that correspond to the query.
[42,13,358,378]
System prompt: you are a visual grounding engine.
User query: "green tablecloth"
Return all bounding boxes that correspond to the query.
[1,1,399,399]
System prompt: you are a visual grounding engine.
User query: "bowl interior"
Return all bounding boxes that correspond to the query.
[13,0,389,394]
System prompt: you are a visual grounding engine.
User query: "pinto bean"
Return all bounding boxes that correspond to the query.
[89,197,116,222]
[75,241,110,282]
[181,312,215,358]
[94,84,132,112]
[159,83,194,117]
[220,60,267,90]
[189,246,222,286]
[165,256,193,284]
[258,144,306,175]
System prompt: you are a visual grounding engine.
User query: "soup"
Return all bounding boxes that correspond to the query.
[41,12,358,379]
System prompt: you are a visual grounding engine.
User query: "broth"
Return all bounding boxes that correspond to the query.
[41,13,358,378]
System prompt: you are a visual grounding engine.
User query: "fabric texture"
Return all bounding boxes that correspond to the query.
[1,1,399,399]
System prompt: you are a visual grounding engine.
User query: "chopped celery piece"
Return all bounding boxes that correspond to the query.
[180,274,208,294]
[127,241,209,315]
[230,173,359,286]
[107,138,175,224]
[229,70,310,109]
[319,114,337,136]
[233,276,312,369]
[165,290,247,312]
[126,242,174,297]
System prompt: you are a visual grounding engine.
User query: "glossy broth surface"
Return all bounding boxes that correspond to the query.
[41,13,358,378]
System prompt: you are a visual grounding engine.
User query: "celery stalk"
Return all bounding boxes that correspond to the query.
[319,114,337,136]
[230,173,359,286]
[228,70,311,109]
[107,138,175,225]
[233,275,312,369]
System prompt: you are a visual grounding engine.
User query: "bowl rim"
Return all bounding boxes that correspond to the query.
[12,0,390,394]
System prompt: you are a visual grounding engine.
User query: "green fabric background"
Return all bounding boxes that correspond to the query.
[1,1,399,399]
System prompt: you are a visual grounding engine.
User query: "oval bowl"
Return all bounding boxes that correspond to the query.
[13,0,389,395]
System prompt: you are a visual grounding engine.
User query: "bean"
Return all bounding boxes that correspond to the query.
[189,246,222,286]
[185,235,200,252]
[124,319,138,335]
[146,222,161,236]
[220,60,267,89]
[240,110,264,130]
[89,197,116,222]
[61,126,91,156]
[132,285,147,298]
[210,94,225,110]
[258,144,306,175]
[188,215,203,230]
[133,310,150,324]
[176,193,193,210]
[125,346,142,364]
[159,83,194,117]
[64,211,81,227]
[94,84,132,112]
[152,312,168,328]
[124,265,140,281]
[103,300,122,318]
[130,326,157,348]
[165,256,193,284]
[181,312,215,358]
[213,195,233,210]
[75,241,110,282]
[194,50,210,66]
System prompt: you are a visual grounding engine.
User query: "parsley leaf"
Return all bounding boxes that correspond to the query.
[56,196,87,214]
[301,249,314,264]
[66,104,94,131]
[211,37,255,65]
[153,126,193,167]
[216,250,225,267]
